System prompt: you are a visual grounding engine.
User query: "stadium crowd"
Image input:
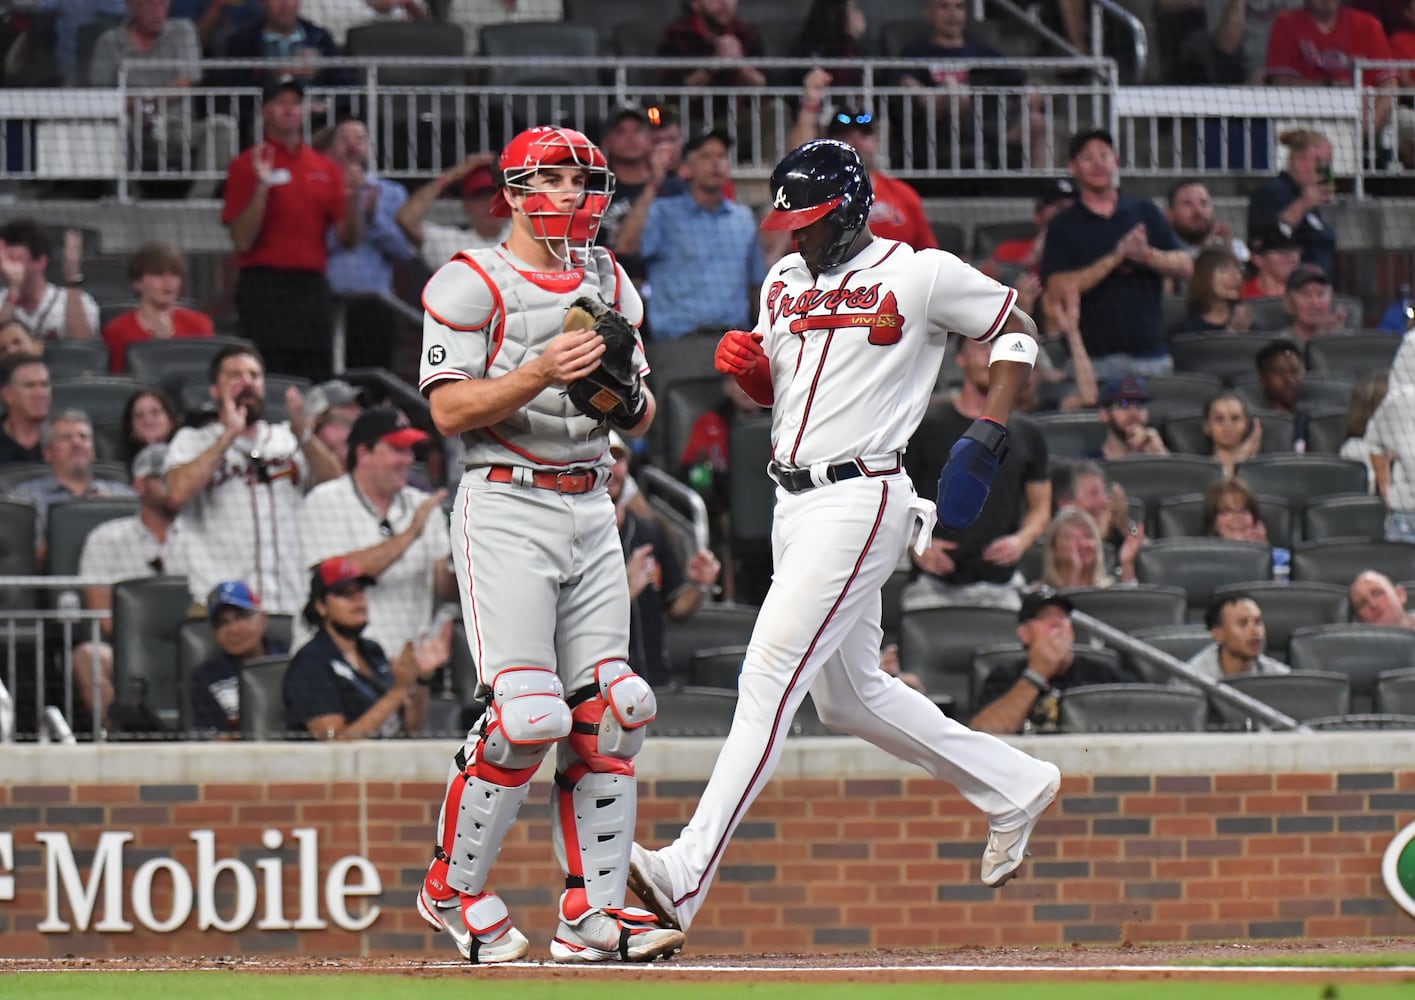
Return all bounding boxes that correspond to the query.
[1,0,1415,740]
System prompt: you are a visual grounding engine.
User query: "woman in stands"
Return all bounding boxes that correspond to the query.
[1202,390,1263,477]
[120,388,179,463]
[1038,507,1140,589]
[1168,247,1256,338]
[102,242,214,373]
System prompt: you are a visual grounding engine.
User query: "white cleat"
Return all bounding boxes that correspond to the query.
[416,886,530,963]
[626,841,682,931]
[981,762,1062,888]
[549,891,684,963]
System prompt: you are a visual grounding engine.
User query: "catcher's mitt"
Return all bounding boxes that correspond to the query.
[562,295,647,430]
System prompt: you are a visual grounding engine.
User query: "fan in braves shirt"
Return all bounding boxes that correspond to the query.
[164,343,342,614]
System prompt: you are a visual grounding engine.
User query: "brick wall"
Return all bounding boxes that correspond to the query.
[1,738,1412,957]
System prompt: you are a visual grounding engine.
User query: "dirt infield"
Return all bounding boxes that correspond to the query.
[5,939,1415,982]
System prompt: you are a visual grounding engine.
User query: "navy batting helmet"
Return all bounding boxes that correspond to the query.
[761,139,874,271]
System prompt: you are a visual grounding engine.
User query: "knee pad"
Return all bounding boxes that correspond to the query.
[480,667,572,775]
[567,660,656,772]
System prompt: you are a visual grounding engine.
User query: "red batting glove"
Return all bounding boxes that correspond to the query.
[714,330,764,376]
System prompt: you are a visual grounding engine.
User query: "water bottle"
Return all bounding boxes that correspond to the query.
[687,461,714,494]
[1271,547,1291,585]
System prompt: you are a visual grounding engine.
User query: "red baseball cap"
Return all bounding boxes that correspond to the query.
[314,557,376,594]
[462,165,496,198]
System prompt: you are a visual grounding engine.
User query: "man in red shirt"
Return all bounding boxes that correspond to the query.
[221,74,360,381]
[1266,0,1396,133]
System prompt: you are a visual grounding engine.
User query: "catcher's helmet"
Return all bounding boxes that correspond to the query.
[761,139,873,271]
[491,126,615,255]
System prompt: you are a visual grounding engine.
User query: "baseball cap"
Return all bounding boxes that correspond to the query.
[1037,176,1076,208]
[683,125,732,154]
[207,580,261,621]
[1067,127,1115,161]
[262,73,304,104]
[311,556,377,597]
[131,443,168,480]
[1100,375,1149,407]
[348,405,429,453]
[304,379,362,427]
[461,164,497,198]
[1018,587,1075,624]
[601,103,648,140]
[826,108,875,138]
[1248,224,1299,255]
[1286,263,1330,294]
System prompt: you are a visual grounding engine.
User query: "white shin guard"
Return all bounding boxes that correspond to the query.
[552,768,638,908]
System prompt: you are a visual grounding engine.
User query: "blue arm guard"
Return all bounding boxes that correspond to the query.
[935,417,1010,531]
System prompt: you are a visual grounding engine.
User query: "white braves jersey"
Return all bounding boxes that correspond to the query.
[164,421,309,614]
[758,238,1017,468]
[418,244,647,470]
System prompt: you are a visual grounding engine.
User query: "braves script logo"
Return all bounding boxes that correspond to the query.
[765,282,904,345]
[773,187,791,209]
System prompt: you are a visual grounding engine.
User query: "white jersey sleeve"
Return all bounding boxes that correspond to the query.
[419,255,500,395]
[921,250,1018,345]
[164,424,212,473]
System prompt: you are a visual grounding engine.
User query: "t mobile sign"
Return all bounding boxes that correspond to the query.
[0,828,382,933]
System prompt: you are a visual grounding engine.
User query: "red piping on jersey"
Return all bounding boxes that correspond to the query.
[976,286,1018,344]
[674,482,891,911]
[482,427,584,467]
[787,330,834,465]
[451,252,507,375]
[420,369,471,391]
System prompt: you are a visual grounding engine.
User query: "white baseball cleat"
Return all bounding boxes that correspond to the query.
[548,891,684,963]
[626,841,682,931]
[981,762,1062,888]
[416,886,530,963]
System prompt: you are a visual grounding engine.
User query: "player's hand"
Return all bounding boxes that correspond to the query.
[982,532,1026,566]
[686,548,721,588]
[936,418,1009,531]
[535,327,605,387]
[253,143,276,187]
[911,538,958,577]
[626,544,656,598]
[714,330,764,376]
[407,488,448,537]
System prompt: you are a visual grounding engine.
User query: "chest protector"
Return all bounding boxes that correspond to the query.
[456,247,623,470]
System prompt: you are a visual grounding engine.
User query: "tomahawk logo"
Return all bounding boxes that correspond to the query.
[1382,820,1415,918]
[773,188,791,209]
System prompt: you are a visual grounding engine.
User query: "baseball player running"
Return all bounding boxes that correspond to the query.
[415,126,683,964]
[628,139,1062,936]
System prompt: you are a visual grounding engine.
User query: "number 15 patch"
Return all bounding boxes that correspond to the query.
[428,345,447,364]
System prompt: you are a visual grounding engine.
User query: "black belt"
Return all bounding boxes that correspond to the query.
[770,460,863,494]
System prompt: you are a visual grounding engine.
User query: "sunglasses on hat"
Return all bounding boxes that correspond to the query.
[833,111,873,128]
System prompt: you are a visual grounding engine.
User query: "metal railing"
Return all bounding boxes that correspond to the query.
[0,577,108,744]
[1072,610,1309,733]
[1090,0,1149,82]
[1,54,1401,193]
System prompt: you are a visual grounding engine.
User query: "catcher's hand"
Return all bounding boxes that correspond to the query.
[562,296,647,431]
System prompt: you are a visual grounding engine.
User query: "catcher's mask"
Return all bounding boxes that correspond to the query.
[761,139,874,273]
[491,126,615,261]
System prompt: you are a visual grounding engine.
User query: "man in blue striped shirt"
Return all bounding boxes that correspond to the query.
[615,126,766,340]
